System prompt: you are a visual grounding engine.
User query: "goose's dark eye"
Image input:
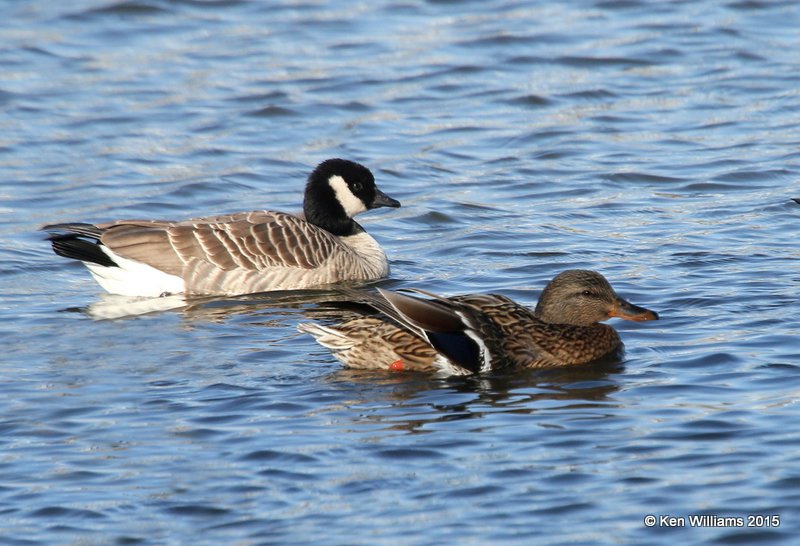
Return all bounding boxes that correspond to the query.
[351,182,363,192]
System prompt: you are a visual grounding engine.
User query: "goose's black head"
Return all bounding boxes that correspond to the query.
[303,158,400,236]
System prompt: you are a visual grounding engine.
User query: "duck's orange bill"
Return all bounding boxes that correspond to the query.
[608,299,659,322]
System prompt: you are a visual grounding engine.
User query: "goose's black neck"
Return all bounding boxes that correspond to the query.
[308,212,363,237]
[303,184,362,236]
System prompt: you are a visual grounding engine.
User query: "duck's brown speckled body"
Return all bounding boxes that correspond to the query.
[299,270,659,375]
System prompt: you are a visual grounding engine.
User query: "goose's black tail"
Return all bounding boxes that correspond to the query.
[42,223,117,268]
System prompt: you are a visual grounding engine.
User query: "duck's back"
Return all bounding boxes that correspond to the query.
[451,293,623,368]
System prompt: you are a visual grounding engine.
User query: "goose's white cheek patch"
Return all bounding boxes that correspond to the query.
[328,175,367,217]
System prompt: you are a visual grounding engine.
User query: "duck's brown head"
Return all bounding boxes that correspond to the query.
[534,269,659,326]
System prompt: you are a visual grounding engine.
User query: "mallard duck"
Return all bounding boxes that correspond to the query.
[299,270,658,375]
[43,158,400,296]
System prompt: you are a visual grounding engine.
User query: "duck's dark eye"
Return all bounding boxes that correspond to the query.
[581,290,595,298]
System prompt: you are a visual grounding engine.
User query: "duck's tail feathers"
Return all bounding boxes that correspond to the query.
[297,322,355,351]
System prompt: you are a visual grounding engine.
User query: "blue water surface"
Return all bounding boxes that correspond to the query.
[2,1,800,544]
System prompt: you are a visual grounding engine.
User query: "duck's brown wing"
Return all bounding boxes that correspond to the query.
[376,289,512,374]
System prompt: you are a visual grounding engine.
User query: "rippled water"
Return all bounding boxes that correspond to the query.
[2,0,800,544]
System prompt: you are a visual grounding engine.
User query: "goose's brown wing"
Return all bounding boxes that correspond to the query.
[99,211,342,275]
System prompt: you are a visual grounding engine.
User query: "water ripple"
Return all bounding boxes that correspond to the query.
[2,0,800,544]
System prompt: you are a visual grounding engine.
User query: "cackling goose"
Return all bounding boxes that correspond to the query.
[43,158,400,297]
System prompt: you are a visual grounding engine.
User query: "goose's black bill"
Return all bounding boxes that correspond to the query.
[370,189,401,209]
